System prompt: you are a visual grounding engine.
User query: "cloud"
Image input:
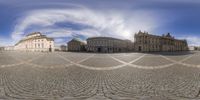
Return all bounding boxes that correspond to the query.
[179,36,200,46]
[11,5,162,45]
[0,36,15,47]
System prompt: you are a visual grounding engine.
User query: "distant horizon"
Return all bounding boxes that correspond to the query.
[0,0,200,46]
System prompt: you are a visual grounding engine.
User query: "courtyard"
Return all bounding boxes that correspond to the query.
[0,51,200,100]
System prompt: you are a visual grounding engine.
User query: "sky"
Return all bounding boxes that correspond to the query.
[0,0,200,46]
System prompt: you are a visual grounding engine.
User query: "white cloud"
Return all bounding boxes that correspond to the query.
[11,5,162,45]
[0,37,15,47]
[179,36,200,46]
[40,28,73,38]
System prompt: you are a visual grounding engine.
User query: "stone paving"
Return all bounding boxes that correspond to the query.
[0,51,200,100]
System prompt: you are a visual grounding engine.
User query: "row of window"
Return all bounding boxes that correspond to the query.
[34,39,44,42]
[136,36,187,46]
[25,43,45,48]
[87,41,126,46]
[137,39,186,46]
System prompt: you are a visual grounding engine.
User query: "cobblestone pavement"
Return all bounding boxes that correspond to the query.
[0,51,200,100]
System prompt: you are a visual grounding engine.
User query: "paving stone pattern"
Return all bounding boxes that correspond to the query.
[0,51,200,100]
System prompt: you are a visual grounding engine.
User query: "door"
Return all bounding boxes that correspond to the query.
[138,46,142,52]
[49,45,52,52]
[98,47,101,52]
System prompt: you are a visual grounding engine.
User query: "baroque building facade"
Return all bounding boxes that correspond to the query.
[134,31,188,52]
[67,38,86,52]
[14,32,54,52]
[86,37,134,53]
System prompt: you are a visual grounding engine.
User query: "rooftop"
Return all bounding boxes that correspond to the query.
[26,32,42,37]
[15,32,54,46]
[68,38,86,44]
[136,31,186,42]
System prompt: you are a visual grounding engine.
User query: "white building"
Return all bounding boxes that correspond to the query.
[189,46,200,51]
[4,46,14,51]
[15,32,54,52]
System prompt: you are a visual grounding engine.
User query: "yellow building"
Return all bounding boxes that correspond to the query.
[14,32,54,52]
[67,38,86,52]
[134,31,188,52]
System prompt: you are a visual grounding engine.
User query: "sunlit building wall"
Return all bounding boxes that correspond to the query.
[14,32,54,52]
[134,31,188,52]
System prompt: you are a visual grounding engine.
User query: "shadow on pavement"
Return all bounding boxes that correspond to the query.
[64,51,199,56]
[144,51,197,56]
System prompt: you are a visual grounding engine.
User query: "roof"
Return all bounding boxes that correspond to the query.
[68,38,86,44]
[15,32,54,46]
[165,33,172,38]
[26,32,42,37]
[72,38,83,42]
[136,31,186,42]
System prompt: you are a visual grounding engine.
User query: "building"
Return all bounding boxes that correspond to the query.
[86,37,134,53]
[134,31,188,52]
[0,47,4,51]
[189,46,196,51]
[189,46,200,51]
[4,46,14,51]
[14,32,54,52]
[0,46,14,51]
[54,45,67,52]
[125,40,135,52]
[66,31,188,53]
[67,38,86,52]
[54,45,61,51]
[60,45,67,51]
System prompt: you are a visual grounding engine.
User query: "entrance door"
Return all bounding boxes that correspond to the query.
[138,46,142,52]
[98,47,101,52]
[119,48,121,52]
[49,48,52,52]
[49,45,52,52]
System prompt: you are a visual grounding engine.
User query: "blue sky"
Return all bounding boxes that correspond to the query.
[0,0,200,46]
